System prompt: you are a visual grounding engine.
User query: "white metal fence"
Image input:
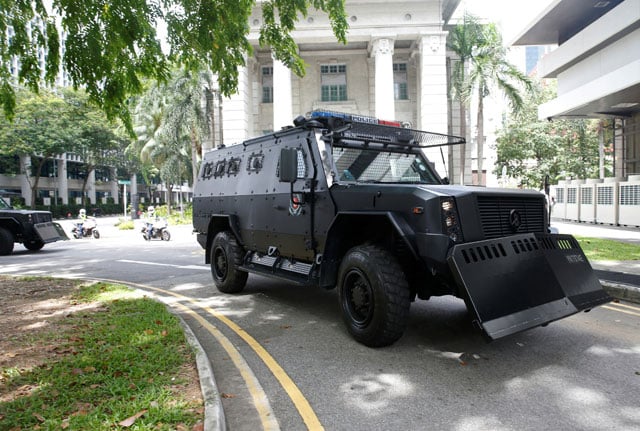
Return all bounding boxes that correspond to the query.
[551,175,640,227]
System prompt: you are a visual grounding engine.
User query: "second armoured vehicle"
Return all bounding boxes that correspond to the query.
[0,195,68,255]
[193,111,610,347]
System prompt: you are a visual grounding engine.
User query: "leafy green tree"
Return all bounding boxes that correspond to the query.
[0,0,348,134]
[449,14,531,185]
[129,82,168,200]
[62,90,128,207]
[495,80,608,188]
[0,89,77,208]
[160,69,214,187]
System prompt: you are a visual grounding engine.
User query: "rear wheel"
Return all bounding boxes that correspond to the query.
[338,244,410,347]
[0,227,14,255]
[210,230,248,293]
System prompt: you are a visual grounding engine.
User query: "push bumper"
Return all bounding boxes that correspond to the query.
[34,222,69,242]
[448,233,611,340]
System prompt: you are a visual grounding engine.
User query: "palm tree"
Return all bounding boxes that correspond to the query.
[449,14,532,185]
[448,13,484,184]
[160,69,212,188]
[131,69,212,213]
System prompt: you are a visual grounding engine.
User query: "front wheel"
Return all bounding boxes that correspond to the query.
[338,244,411,347]
[92,229,100,239]
[0,227,15,255]
[210,231,248,293]
[161,230,171,241]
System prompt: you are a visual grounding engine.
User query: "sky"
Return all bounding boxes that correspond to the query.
[452,0,556,43]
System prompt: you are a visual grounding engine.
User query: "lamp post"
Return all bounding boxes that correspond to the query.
[118,179,131,219]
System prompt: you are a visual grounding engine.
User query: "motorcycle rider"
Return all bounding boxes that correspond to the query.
[78,208,87,237]
[145,206,158,239]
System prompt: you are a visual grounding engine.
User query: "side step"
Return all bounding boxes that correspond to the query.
[448,233,611,341]
[241,252,316,285]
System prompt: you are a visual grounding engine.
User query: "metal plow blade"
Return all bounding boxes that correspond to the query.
[448,233,611,341]
[35,222,69,242]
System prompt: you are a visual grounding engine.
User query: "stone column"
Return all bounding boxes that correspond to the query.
[273,58,293,131]
[417,32,449,179]
[87,169,96,205]
[370,38,395,120]
[110,167,119,204]
[57,157,68,204]
[19,155,32,206]
[222,60,253,145]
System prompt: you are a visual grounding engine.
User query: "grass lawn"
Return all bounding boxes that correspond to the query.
[576,236,640,261]
[0,278,203,430]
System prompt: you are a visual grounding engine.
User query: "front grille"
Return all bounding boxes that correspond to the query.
[477,196,545,239]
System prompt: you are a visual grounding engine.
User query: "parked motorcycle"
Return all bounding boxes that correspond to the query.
[71,218,100,239]
[141,218,170,241]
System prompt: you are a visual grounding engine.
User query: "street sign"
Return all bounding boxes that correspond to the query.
[118,180,131,185]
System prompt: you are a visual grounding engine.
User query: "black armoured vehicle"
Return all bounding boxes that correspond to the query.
[0,195,67,255]
[193,111,610,347]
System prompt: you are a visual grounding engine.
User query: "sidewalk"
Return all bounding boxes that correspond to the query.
[552,219,640,303]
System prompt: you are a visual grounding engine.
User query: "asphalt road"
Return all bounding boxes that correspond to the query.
[2,218,639,431]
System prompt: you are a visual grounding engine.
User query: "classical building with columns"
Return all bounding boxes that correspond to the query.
[211,0,466,181]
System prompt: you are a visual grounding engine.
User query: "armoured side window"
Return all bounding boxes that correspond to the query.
[247,152,264,173]
[201,162,214,179]
[214,160,226,178]
[227,157,241,176]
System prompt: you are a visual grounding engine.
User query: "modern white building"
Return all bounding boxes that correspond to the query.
[512,0,639,178]
[513,0,640,225]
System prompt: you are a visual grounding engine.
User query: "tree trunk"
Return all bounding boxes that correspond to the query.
[598,120,605,179]
[30,157,47,209]
[459,103,467,185]
[476,89,485,186]
[166,184,173,216]
[190,128,199,188]
[80,166,94,209]
[206,87,216,155]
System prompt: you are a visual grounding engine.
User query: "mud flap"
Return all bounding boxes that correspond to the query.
[34,222,69,243]
[448,233,611,341]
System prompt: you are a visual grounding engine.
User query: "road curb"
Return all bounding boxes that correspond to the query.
[179,316,226,431]
[600,280,640,304]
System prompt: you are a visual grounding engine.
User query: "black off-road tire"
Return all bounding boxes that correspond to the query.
[0,227,14,255]
[24,239,45,251]
[211,230,248,293]
[338,244,411,347]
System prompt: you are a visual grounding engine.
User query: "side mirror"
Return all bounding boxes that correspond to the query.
[279,148,298,183]
[442,176,450,185]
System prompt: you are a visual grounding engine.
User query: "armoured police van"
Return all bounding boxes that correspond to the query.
[193,111,610,347]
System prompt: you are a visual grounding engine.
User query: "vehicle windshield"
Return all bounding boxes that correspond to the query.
[0,196,12,209]
[332,146,440,184]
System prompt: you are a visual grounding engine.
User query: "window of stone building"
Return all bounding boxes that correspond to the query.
[262,66,273,103]
[393,63,408,100]
[320,64,347,101]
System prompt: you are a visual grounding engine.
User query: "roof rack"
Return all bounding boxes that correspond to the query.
[307,110,465,148]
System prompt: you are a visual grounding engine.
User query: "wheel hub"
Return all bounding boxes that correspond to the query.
[345,271,372,324]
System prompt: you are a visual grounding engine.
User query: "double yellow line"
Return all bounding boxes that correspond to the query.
[602,301,640,317]
[106,279,323,431]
